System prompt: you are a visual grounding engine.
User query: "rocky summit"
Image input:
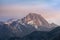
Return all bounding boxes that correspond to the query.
[0,13,58,40]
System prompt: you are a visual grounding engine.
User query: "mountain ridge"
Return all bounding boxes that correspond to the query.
[0,13,59,40]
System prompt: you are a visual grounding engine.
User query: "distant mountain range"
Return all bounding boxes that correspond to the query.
[0,13,59,40]
[8,26,60,40]
[21,26,60,40]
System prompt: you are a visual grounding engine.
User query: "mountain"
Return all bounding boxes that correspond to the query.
[46,26,60,40]
[0,21,36,40]
[0,13,59,40]
[22,31,48,40]
[50,23,58,27]
[8,26,60,40]
[10,21,36,37]
[3,13,57,31]
[5,13,57,30]
[21,13,49,27]
[21,26,60,40]
[21,13,57,31]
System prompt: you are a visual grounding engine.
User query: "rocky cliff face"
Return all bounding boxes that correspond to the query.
[21,13,50,28]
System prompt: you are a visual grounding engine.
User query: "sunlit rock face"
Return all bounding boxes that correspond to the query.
[21,13,50,28]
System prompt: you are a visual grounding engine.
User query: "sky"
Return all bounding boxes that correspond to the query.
[0,0,60,25]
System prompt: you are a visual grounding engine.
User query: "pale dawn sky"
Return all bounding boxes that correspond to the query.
[0,0,60,25]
